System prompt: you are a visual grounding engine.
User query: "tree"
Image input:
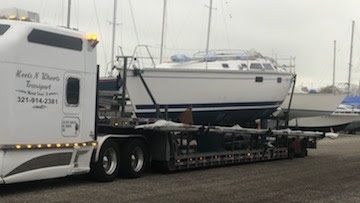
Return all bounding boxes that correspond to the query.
[318,85,344,94]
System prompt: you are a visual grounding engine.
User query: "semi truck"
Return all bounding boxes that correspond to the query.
[0,11,333,184]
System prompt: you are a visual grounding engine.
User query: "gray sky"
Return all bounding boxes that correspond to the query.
[2,0,360,89]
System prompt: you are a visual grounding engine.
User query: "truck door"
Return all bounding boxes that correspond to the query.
[62,73,81,137]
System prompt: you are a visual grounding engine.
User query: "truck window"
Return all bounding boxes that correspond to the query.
[27,29,83,51]
[66,77,80,106]
[0,24,10,35]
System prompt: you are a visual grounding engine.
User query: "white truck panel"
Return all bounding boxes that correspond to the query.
[0,19,98,184]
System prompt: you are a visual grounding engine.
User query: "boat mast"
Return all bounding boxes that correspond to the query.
[110,0,118,76]
[332,40,336,94]
[347,20,355,95]
[205,0,213,69]
[159,0,167,64]
[67,0,71,28]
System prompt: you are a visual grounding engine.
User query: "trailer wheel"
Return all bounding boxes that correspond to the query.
[151,161,171,173]
[120,139,148,178]
[91,139,120,182]
[288,147,295,159]
[298,138,308,158]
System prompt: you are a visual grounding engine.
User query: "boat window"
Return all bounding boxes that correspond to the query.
[263,63,274,70]
[238,64,248,70]
[255,76,263,82]
[0,24,10,35]
[28,29,83,51]
[277,77,282,83]
[250,63,263,70]
[66,77,80,106]
[222,63,229,68]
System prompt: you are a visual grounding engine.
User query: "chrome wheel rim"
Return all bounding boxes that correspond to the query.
[102,148,117,175]
[131,147,144,172]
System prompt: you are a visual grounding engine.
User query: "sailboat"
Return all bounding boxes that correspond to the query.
[285,21,359,132]
[100,1,295,126]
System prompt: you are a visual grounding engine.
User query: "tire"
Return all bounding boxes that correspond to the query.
[91,139,120,182]
[120,139,148,178]
[288,147,295,159]
[151,161,171,173]
[298,138,308,158]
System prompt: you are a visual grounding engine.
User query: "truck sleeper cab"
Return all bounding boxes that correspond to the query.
[0,19,98,184]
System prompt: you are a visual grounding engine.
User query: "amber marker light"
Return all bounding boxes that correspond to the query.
[87,33,98,41]
[87,33,99,48]
[8,15,17,20]
[20,16,29,21]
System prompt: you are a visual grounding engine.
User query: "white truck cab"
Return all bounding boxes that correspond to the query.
[0,15,98,184]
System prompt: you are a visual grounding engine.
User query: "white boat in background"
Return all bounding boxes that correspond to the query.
[278,93,346,119]
[288,114,360,132]
[288,104,360,132]
[333,104,360,132]
[108,50,294,126]
[334,104,360,114]
[281,20,356,132]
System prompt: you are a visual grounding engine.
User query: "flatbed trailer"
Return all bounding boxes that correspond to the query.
[91,116,327,181]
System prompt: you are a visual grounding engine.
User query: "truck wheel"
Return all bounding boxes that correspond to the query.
[120,139,148,178]
[91,139,120,182]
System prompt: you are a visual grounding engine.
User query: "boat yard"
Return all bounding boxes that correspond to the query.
[0,13,330,185]
[0,2,359,203]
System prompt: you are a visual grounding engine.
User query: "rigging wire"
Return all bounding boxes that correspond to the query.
[127,0,140,45]
[170,2,204,52]
[92,0,108,75]
[127,0,144,67]
[220,0,231,49]
[39,0,63,26]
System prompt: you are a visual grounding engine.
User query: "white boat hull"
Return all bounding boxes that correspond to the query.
[122,68,293,125]
[279,93,346,119]
[288,114,360,132]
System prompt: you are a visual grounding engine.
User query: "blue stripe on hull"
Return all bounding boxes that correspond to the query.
[136,101,282,110]
[135,108,277,126]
